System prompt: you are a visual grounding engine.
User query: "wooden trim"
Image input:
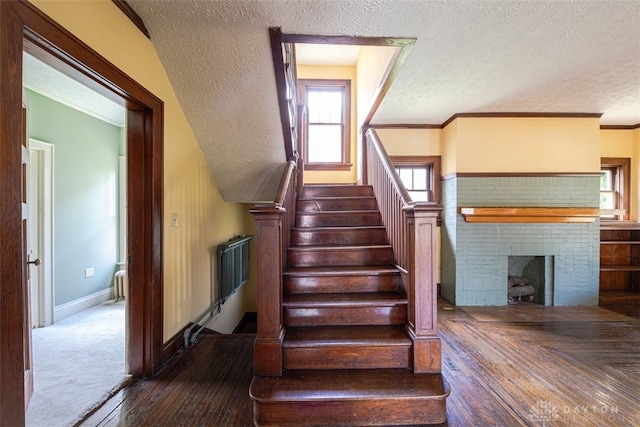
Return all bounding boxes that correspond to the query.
[0,8,164,417]
[305,163,353,171]
[375,112,609,130]
[442,172,601,180]
[111,0,150,39]
[161,323,191,366]
[601,124,640,130]
[371,124,442,130]
[442,112,603,129]
[281,34,414,47]
[0,3,28,424]
[459,207,600,223]
[600,221,640,231]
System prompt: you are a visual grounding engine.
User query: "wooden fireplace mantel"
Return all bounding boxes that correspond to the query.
[459,207,600,223]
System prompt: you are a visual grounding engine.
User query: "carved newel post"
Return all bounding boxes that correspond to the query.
[404,202,443,373]
[249,206,285,376]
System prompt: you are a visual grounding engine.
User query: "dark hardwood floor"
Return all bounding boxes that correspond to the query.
[82,301,639,426]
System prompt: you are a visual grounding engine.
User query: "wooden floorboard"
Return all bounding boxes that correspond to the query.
[82,303,639,427]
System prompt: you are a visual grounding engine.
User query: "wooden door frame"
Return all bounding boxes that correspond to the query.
[0,1,164,424]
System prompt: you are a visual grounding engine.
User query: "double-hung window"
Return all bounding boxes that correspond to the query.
[390,156,441,203]
[600,157,630,221]
[299,79,351,170]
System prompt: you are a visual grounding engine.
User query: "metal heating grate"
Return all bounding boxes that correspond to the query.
[217,235,253,302]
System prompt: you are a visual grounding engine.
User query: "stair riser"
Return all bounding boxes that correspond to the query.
[284,274,400,294]
[297,198,378,212]
[284,306,406,327]
[301,185,374,198]
[284,346,410,370]
[288,248,394,268]
[291,228,387,246]
[253,399,447,426]
[296,213,381,228]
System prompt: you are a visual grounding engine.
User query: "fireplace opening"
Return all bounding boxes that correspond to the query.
[507,256,546,304]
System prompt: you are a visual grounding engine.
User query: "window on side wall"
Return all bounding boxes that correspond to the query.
[390,156,441,203]
[298,79,351,171]
[600,157,630,221]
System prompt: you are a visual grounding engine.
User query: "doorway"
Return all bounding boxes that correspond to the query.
[0,2,164,425]
[27,138,53,328]
[24,77,128,422]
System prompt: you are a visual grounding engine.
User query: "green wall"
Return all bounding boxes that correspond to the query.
[27,89,122,306]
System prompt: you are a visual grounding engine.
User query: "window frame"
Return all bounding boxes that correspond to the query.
[298,79,352,171]
[389,155,441,203]
[600,157,630,221]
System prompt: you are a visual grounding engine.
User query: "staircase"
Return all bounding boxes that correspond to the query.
[250,184,449,426]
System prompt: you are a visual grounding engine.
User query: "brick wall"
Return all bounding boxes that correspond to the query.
[441,176,600,306]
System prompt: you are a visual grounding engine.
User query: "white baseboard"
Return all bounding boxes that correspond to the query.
[54,287,113,322]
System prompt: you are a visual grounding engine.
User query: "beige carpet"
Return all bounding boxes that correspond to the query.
[26,300,128,427]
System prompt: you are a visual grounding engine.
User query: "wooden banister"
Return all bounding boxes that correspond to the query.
[250,160,297,376]
[269,27,299,164]
[364,128,443,373]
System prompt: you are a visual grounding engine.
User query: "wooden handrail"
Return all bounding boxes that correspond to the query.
[269,27,299,163]
[274,160,296,207]
[364,128,443,374]
[366,128,413,207]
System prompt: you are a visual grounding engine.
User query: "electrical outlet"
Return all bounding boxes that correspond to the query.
[85,267,94,278]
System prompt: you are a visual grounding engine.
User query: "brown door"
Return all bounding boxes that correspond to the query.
[22,91,35,410]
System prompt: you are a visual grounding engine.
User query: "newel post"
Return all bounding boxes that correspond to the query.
[249,205,285,376]
[404,203,443,373]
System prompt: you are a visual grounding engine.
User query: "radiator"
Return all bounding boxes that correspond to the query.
[217,235,253,302]
[114,270,127,301]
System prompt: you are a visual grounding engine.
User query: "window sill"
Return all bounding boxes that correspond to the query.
[305,163,353,171]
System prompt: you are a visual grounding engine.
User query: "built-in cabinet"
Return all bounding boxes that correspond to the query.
[600,222,640,298]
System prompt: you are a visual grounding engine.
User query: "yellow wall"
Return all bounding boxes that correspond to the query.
[31,0,254,339]
[297,65,358,184]
[454,117,601,173]
[441,120,458,176]
[355,46,398,129]
[376,128,441,156]
[600,129,635,158]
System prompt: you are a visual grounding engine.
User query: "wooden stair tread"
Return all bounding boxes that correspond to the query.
[250,369,450,402]
[284,266,400,276]
[291,225,386,232]
[283,292,406,306]
[297,210,380,215]
[298,196,377,201]
[289,244,392,251]
[284,326,410,347]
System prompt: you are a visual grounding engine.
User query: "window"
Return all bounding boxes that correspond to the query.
[396,166,430,201]
[390,156,441,203]
[298,79,351,170]
[600,157,630,221]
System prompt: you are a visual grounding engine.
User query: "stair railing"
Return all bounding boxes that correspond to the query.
[364,128,443,374]
[249,160,297,376]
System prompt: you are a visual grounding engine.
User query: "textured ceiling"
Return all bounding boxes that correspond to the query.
[23,53,126,127]
[128,0,640,202]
